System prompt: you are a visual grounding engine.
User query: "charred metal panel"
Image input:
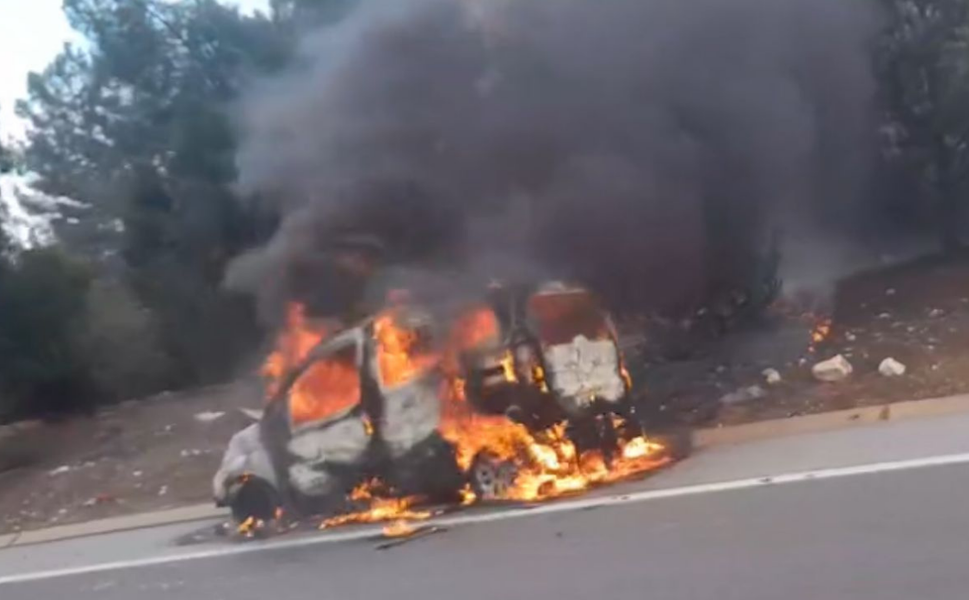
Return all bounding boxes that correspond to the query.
[379,381,442,459]
[544,335,625,414]
[212,423,278,503]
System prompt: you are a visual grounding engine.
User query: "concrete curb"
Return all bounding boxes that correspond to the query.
[693,393,969,448]
[3,505,226,549]
[7,391,969,548]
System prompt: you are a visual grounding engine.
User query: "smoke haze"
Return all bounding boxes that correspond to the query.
[229,0,877,320]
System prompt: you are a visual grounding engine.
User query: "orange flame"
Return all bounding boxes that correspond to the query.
[382,520,419,538]
[374,313,438,388]
[808,316,833,353]
[263,301,669,525]
[319,484,433,530]
[262,304,328,393]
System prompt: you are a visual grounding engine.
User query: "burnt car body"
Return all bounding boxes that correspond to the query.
[461,282,640,457]
[213,282,642,522]
[214,308,463,522]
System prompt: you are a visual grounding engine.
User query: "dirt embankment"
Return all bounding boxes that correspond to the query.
[0,382,262,535]
[632,254,969,427]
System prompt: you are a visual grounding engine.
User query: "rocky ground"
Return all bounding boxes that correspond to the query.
[0,382,263,536]
[631,254,969,428]
[4,253,969,535]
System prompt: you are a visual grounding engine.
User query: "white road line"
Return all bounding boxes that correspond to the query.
[3,450,969,586]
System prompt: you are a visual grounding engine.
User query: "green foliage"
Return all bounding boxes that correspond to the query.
[0,141,12,174]
[4,0,359,412]
[876,0,969,252]
[11,0,313,398]
[0,250,94,418]
[73,278,172,403]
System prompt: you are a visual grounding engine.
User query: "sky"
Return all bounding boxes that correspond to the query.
[0,0,270,139]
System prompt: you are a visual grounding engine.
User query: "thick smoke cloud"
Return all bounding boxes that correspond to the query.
[230,0,875,320]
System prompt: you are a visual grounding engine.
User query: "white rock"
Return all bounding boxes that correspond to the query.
[48,465,71,477]
[879,357,906,377]
[719,385,767,405]
[928,308,944,318]
[194,411,225,424]
[812,354,853,382]
[845,332,857,342]
[158,485,169,497]
[762,368,782,385]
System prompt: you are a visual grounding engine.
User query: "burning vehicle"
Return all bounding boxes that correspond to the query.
[213,281,671,527]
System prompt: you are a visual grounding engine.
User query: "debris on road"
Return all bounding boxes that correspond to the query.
[81,493,116,507]
[812,355,853,382]
[194,411,226,424]
[48,465,72,477]
[374,525,447,551]
[238,408,264,422]
[879,357,907,377]
[720,385,768,405]
[762,368,782,385]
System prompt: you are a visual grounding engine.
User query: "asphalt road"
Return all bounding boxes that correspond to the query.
[6,412,969,600]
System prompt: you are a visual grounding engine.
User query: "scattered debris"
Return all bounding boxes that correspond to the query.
[193,411,226,424]
[238,408,264,422]
[928,308,944,318]
[132,470,143,478]
[719,385,767,405]
[82,494,116,508]
[879,357,907,377]
[845,332,857,342]
[877,312,892,319]
[158,485,169,497]
[762,369,782,385]
[374,525,447,551]
[180,449,204,458]
[812,355,853,382]
[48,465,72,477]
[382,520,418,538]
[885,288,896,296]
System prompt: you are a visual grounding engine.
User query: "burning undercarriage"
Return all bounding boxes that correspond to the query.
[213,282,677,532]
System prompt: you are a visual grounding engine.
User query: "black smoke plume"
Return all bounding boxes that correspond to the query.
[229,0,876,321]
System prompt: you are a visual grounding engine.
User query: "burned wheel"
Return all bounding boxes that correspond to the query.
[228,476,282,524]
[389,433,466,503]
[469,452,517,500]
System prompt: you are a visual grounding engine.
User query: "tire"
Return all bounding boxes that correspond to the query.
[228,476,282,524]
[389,433,465,503]
[469,451,517,500]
